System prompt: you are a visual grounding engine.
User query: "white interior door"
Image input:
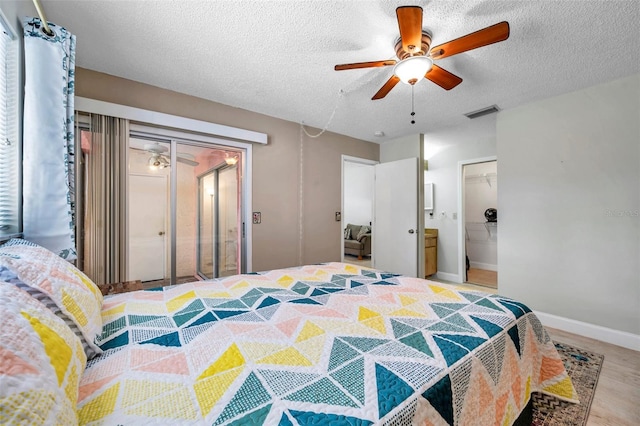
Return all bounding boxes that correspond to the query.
[373,157,419,276]
[129,174,167,281]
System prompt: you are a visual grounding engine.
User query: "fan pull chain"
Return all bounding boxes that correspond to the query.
[410,85,416,124]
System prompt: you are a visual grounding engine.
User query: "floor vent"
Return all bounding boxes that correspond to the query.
[464,105,500,119]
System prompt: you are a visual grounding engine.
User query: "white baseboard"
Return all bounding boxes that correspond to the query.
[534,311,640,352]
[469,261,497,272]
[433,271,460,283]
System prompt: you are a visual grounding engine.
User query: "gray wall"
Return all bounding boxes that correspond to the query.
[497,73,640,334]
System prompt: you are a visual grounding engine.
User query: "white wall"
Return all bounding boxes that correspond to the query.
[497,73,640,335]
[343,162,373,227]
[423,116,497,280]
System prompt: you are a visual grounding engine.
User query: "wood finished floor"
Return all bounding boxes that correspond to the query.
[466,267,498,288]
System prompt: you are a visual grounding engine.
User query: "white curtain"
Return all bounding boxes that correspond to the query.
[22,17,76,259]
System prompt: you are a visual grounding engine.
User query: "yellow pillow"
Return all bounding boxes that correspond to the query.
[0,239,103,358]
[0,280,86,425]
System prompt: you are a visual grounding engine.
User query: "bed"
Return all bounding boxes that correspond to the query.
[0,239,578,425]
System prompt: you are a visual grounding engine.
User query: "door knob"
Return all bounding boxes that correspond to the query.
[158,231,165,236]
[408,229,415,234]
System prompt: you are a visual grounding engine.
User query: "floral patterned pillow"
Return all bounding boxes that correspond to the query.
[0,239,103,358]
[0,280,86,425]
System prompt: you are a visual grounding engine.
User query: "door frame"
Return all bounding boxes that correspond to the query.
[457,155,497,283]
[340,155,378,263]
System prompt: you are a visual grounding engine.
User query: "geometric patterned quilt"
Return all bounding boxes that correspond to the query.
[77,263,578,425]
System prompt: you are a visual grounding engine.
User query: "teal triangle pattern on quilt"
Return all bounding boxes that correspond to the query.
[99,330,128,351]
[284,377,358,408]
[227,404,272,426]
[476,297,504,312]
[341,337,389,352]
[186,312,216,329]
[422,374,453,425]
[240,288,264,306]
[216,299,249,309]
[328,338,361,371]
[375,363,414,419]
[214,309,249,319]
[399,332,434,357]
[173,309,205,327]
[372,280,397,286]
[140,331,181,347]
[288,410,373,426]
[128,314,166,326]
[427,321,473,334]
[290,298,322,305]
[380,273,399,279]
[257,296,280,309]
[256,304,280,320]
[330,357,365,405]
[469,315,503,338]
[458,291,483,302]
[214,372,272,425]
[431,303,469,318]
[101,317,126,338]
[258,370,320,396]
[291,282,310,295]
[391,319,417,338]
[444,313,476,332]
[278,412,294,426]
[496,298,531,318]
[350,280,366,288]
[437,333,486,352]
[433,335,469,367]
[508,324,521,356]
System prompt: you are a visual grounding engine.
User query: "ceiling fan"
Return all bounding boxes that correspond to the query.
[136,142,199,169]
[335,5,510,100]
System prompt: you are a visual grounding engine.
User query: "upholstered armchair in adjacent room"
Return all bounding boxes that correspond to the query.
[343,223,372,260]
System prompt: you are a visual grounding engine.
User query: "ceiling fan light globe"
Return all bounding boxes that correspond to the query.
[394,56,433,85]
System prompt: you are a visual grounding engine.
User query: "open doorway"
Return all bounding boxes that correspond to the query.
[341,156,376,267]
[458,158,498,289]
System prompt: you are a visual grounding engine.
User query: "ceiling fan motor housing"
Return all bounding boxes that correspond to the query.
[395,31,432,60]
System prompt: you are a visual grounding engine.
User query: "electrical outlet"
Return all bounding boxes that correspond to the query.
[335,212,341,221]
[252,212,261,224]
[452,212,457,220]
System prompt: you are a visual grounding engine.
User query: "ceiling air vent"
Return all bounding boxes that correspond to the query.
[464,105,500,119]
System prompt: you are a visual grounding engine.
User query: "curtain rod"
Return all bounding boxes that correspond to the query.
[32,0,53,36]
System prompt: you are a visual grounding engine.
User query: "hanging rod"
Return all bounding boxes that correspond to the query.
[32,0,54,36]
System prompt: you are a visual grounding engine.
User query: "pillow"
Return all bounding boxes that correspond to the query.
[344,227,352,240]
[0,265,101,359]
[0,239,103,358]
[0,280,86,425]
[356,225,371,241]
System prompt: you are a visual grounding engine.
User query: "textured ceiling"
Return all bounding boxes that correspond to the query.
[32,0,640,143]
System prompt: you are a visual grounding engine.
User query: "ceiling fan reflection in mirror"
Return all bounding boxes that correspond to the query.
[135,142,200,170]
[335,5,510,100]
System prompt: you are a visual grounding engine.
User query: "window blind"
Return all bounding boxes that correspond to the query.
[0,13,19,235]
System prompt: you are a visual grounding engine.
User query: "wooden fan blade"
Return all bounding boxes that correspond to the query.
[372,75,400,100]
[430,21,510,60]
[335,60,396,71]
[396,6,423,54]
[425,64,463,90]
